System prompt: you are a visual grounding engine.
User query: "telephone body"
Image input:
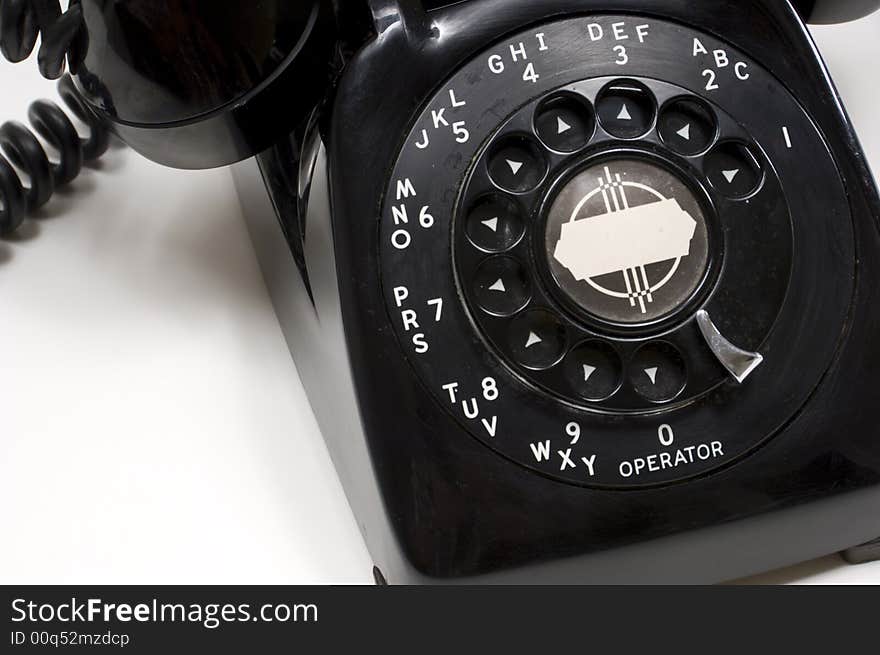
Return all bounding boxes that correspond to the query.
[3,0,880,583]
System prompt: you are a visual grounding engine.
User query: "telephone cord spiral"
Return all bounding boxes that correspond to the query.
[0,0,109,235]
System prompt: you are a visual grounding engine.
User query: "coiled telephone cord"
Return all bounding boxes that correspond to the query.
[0,0,109,236]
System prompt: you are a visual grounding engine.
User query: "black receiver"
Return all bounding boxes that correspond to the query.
[3,0,880,583]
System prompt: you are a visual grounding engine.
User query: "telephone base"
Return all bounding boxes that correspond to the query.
[234,0,880,584]
[841,538,880,565]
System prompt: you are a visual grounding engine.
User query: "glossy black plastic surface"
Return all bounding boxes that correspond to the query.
[233,0,880,582]
[446,75,798,420]
[61,0,879,170]
[793,0,880,22]
[315,0,880,580]
[423,0,880,24]
[70,0,337,169]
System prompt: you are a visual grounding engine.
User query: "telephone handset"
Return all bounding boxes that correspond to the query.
[4,0,880,583]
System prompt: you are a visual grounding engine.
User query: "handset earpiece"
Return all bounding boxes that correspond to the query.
[1,0,337,236]
[70,0,338,170]
[792,0,880,23]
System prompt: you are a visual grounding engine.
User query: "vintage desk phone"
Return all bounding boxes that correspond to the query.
[2,0,880,583]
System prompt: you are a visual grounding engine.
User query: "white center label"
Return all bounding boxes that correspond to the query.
[544,159,710,322]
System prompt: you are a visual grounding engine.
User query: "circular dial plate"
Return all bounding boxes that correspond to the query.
[379,15,853,488]
[455,76,791,412]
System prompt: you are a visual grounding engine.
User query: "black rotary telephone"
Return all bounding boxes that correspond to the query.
[3,0,880,583]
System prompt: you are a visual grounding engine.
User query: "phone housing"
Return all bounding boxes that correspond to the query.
[233,0,880,583]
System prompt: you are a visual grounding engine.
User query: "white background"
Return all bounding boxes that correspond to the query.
[1,15,879,585]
